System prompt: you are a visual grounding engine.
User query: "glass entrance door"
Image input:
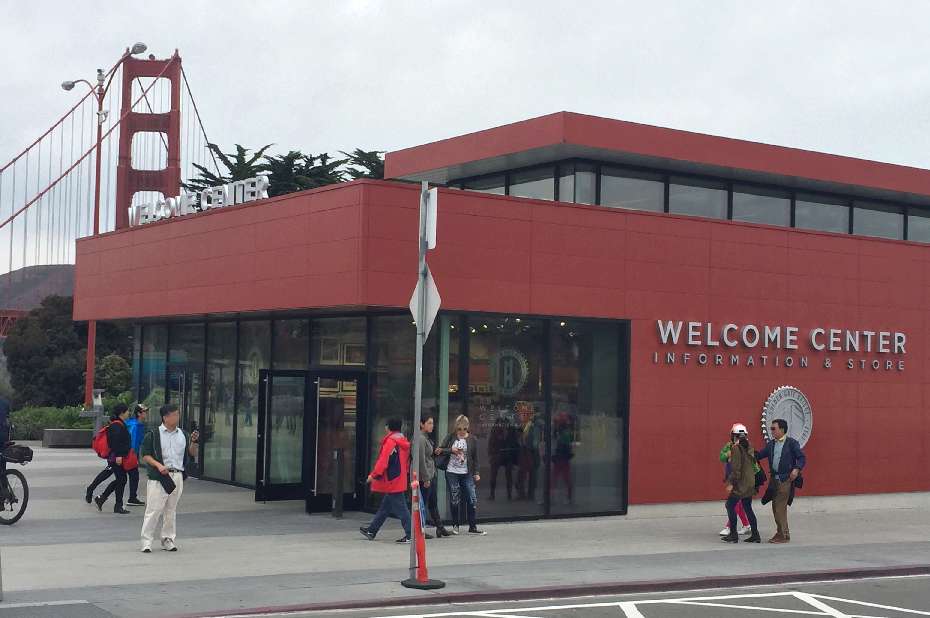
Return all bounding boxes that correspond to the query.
[306,372,365,512]
[256,370,309,501]
[166,364,203,475]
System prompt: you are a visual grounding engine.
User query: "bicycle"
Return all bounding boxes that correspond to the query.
[0,440,32,525]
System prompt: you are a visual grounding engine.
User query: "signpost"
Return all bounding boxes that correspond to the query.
[402,183,445,590]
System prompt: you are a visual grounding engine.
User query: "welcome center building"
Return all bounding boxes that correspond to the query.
[73,112,930,519]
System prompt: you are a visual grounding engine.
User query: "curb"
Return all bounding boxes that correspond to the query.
[178,563,930,617]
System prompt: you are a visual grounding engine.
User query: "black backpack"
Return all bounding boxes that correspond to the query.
[386,446,401,480]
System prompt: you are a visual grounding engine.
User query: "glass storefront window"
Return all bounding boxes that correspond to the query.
[549,320,624,514]
[311,317,366,366]
[907,211,930,243]
[509,166,555,200]
[466,316,546,518]
[669,177,727,219]
[462,175,505,195]
[273,319,309,370]
[139,324,167,422]
[558,163,596,205]
[853,202,903,240]
[236,321,270,486]
[601,168,664,212]
[795,194,849,234]
[203,322,236,481]
[732,186,790,227]
[167,323,205,444]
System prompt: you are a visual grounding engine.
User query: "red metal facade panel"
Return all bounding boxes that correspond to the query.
[74,183,365,320]
[75,180,930,504]
[385,111,930,199]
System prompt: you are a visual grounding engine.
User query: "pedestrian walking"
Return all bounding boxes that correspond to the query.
[721,423,760,543]
[359,418,412,543]
[718,424,758,537]
[93,403,133,514]
[124,403,148,506]
[437,414,485,536]
[416,415,450,539]
[139,404,200,553]
[756,418,806,544]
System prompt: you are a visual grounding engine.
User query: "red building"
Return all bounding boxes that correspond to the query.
[74,112,930,516]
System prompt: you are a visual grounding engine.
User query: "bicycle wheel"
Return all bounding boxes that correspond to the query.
[0,469,28,525]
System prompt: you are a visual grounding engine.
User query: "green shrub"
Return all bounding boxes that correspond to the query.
[10,406,92,440]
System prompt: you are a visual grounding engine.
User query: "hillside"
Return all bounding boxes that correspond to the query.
[0,265,75,311]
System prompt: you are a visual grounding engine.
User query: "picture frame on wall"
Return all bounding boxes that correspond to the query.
[343,343,366,366]
[319,337,340,364]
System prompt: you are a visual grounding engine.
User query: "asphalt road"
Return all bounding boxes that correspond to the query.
[272,575,930,618]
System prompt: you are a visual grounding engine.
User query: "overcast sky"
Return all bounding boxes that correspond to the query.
[2,1,930,170]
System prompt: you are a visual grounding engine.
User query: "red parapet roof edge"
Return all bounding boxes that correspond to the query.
[384,111,930,200]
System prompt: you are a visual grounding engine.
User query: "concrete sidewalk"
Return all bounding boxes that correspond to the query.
[0,445,928,617]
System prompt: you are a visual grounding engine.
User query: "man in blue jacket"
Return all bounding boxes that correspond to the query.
[125,404,149,506]
[756,418,806,544]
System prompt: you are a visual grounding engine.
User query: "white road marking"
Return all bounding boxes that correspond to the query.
[809,593,930,616]
[0,599,89,608]
[616,601,645,618]
[669,600,825,615]
[794,593,854,618]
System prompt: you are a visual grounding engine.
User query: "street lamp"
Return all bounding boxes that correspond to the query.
[62,42,147,408]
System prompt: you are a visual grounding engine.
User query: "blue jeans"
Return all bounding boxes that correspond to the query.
[446,471,477,528]
[368,492,411,538]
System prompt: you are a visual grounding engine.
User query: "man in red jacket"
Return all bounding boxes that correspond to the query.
[360,418,412,543]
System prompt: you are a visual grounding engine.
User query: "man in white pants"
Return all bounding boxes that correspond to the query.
[139,404,199,553]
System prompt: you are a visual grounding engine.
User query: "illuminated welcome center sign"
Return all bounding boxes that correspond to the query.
[131,175,270,226]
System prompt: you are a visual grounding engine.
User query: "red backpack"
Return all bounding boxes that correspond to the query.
[92,420,120,459]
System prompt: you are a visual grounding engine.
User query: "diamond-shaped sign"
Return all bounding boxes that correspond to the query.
[409,265,441,340]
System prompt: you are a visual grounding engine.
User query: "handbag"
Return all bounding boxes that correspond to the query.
[121,450,139,471]
[435,452,450,471]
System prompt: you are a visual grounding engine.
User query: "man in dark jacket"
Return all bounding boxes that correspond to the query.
[94,404,133,514]
[360,418,412,543]
[756,418,806,543]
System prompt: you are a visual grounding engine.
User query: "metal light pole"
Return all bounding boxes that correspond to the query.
[62,42,147,407]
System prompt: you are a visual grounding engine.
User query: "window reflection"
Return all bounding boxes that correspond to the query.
[462,175,505,195]
[311,317,366,366]
[600,168,663,212]
[509,167,555,200]
[236,321,270,486]
[273,319,309,370]
[558,163,596,204]
[466,316,546,517]
[204,322,236,481]
[732,186,790,226]
[908,212,930,243]
[669,178,727,219]
[853,202,903,240]
[795,195,849,234]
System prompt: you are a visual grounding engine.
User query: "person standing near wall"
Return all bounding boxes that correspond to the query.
[417,415,450,538]
[756,418,806,544]
[437,415,485,536]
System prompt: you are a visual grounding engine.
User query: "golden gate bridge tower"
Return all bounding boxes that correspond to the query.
[0,44,220,405]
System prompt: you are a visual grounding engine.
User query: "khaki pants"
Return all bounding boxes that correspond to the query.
[141,472,184,549]
[772,479,791,538]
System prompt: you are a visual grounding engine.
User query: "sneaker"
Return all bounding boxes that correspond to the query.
[395,536,411,544]
[114,507,131,515]
[127,498,145,506]
[451,525,460,535]
[161,539,178,552]
[359,527,375,541]
[141,546,152,553]
[437,527,451,538]
[718,526,731,536]
[424,533,435,540]
[94,496,105,512]
[85,489,93,504]
[738,525,752,535]
[467,527,486,535]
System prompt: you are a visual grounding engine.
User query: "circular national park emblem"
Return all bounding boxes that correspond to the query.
[761,385,813,447]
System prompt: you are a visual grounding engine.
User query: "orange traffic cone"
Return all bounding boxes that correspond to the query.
[402,473,445,590]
